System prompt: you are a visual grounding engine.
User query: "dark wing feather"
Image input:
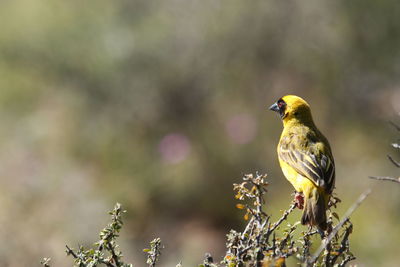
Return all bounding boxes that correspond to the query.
[279,138,335,193]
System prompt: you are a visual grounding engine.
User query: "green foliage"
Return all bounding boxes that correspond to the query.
[64,203,133,267]
[143,238,163,267]
[217,173,356,266]
[42,173,360,267]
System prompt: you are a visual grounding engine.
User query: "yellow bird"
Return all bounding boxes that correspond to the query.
[269,95,335,232]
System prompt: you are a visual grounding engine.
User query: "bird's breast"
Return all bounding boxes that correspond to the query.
[278,159,315,193]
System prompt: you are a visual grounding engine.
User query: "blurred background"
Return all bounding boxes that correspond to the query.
[0,0,399,266]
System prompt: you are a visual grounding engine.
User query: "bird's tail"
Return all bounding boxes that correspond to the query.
[301,187,328,232]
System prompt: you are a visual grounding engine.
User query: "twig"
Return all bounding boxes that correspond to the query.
[65,245,78,259]
[101,259,116,267]
[40,258,51,267]
[369,176,400,184]
[107,243,121,266]
[387,155,400,168]
[278,224,296,250]
[307,189,371,266]
[300,232,312,261]
[269,203,296,233]
[264,203,296,245]
[330,223,353,263]
[323,241,332,267]
[146,238,162,267]
[304,230,319,237]
[238,217,256,258]
[338,255,356,267]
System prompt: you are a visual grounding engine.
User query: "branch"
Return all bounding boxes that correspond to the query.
[369,176,400,184]
[307,189,371,266]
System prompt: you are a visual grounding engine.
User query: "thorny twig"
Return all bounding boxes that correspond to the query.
[308,189,371,266]
[48,172,361,267]
[387,154,400,168]
[107,243,121,267]
[228,172,359,267]
[330,223,353,264]
[270,203,296,233]
[227,173,300,266]
[370,120,400,184]
[65,203,133,267]
[338,255,357,267]
[65,245,79,259]
[369,176,400,184]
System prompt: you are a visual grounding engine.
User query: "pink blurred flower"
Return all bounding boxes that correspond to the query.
[158,133,191,164]
[225,114,257,144]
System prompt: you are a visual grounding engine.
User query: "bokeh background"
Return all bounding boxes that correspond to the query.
[0,0,400,266]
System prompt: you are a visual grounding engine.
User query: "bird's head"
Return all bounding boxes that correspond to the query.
[269,95,314,125]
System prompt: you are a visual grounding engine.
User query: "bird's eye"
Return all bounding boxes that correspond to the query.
[277,100,286,109]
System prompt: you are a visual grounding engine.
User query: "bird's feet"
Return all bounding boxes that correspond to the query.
[293,191,304,209]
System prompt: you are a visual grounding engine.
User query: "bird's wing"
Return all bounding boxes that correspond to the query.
[278,140,335,193]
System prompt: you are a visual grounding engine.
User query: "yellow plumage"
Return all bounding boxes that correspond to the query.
[269,95,335,231]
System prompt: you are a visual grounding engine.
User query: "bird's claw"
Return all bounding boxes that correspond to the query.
[293,192,304,209]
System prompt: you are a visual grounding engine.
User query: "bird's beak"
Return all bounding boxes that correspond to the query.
[269,102,279,112]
